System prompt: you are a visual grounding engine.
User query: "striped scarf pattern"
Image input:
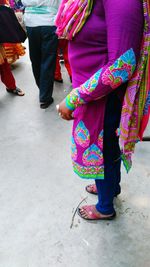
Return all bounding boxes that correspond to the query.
[120,0,150,172]
[55,0,93,40]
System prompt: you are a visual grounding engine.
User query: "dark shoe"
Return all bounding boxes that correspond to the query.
[6,87,25,96]
[54,78,63,83]
[40,98,54,109]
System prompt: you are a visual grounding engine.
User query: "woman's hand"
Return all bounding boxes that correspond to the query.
[57,99,74,121]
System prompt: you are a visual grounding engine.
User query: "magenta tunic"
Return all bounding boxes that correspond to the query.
[66,0,144,179]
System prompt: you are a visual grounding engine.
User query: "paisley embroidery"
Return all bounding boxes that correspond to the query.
[82,144,103,166]
[72,161,104,179]
[102,48,136,89]
[98,130,104,151]
[65,88,85,110]
[74,121,90,148]
[79,69,102,94]
[71,137,77,161]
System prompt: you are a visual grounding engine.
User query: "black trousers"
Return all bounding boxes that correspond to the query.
[27,26,58,103]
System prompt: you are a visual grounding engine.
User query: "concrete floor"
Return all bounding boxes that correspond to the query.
[0,44,150,267]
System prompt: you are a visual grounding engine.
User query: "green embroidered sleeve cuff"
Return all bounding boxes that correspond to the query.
[65,88,85,110]
[65,95,76,111]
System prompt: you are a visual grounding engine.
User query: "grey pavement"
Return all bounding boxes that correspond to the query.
[0,44,150,267]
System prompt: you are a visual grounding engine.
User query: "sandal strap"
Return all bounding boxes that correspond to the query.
[78,205,116,220]
[79,205,102,220]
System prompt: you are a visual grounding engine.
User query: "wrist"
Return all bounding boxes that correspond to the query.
[65,95,75,111]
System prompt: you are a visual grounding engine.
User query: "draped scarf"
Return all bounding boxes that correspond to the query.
[55,0,93,40]
[119,0,150,171]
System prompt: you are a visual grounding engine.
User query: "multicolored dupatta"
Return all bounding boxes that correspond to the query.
[55,0,94,40]
[119,0,150,172]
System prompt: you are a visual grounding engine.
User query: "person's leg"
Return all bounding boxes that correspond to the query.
[95,93,122,215]
[26,27,41,88]
[0,59,24,96]
[86,160,121,196]
[62,40,72,79]
[54,42,63,82]
[40,26,58,104]
[0,59,16,88]
[78,93,122,220]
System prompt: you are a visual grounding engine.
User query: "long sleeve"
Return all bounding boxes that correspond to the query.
[65,0,144,111]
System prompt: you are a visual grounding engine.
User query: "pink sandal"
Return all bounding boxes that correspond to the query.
[77,205,116,221]
[85,184,98,195]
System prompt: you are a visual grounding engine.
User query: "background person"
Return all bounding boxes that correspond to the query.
[54,39,72,83]
[0,44,24,96]
[22,0,60,109]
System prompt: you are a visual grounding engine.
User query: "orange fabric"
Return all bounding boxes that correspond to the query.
[4,43,25,64]
[0,44,6,65]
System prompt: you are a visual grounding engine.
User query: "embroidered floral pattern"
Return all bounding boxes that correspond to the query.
[74,121,90,148]
[71,137,77,161]
[82,144,103,166]
[143,91,150,115]
[102,48,136,89]
[124,142,136,152]
[79,69,102,95]
[98,130,104,151]
[65,88,85,110]
[72,161,104,179]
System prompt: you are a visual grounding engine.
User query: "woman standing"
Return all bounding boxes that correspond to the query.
[56,0,150,220]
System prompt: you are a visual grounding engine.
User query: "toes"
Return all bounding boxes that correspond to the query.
[78,208,88,218]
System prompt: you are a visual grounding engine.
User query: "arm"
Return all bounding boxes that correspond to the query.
[65,0,144,111]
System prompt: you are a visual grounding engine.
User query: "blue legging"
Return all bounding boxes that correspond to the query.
[95,92,122,215]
